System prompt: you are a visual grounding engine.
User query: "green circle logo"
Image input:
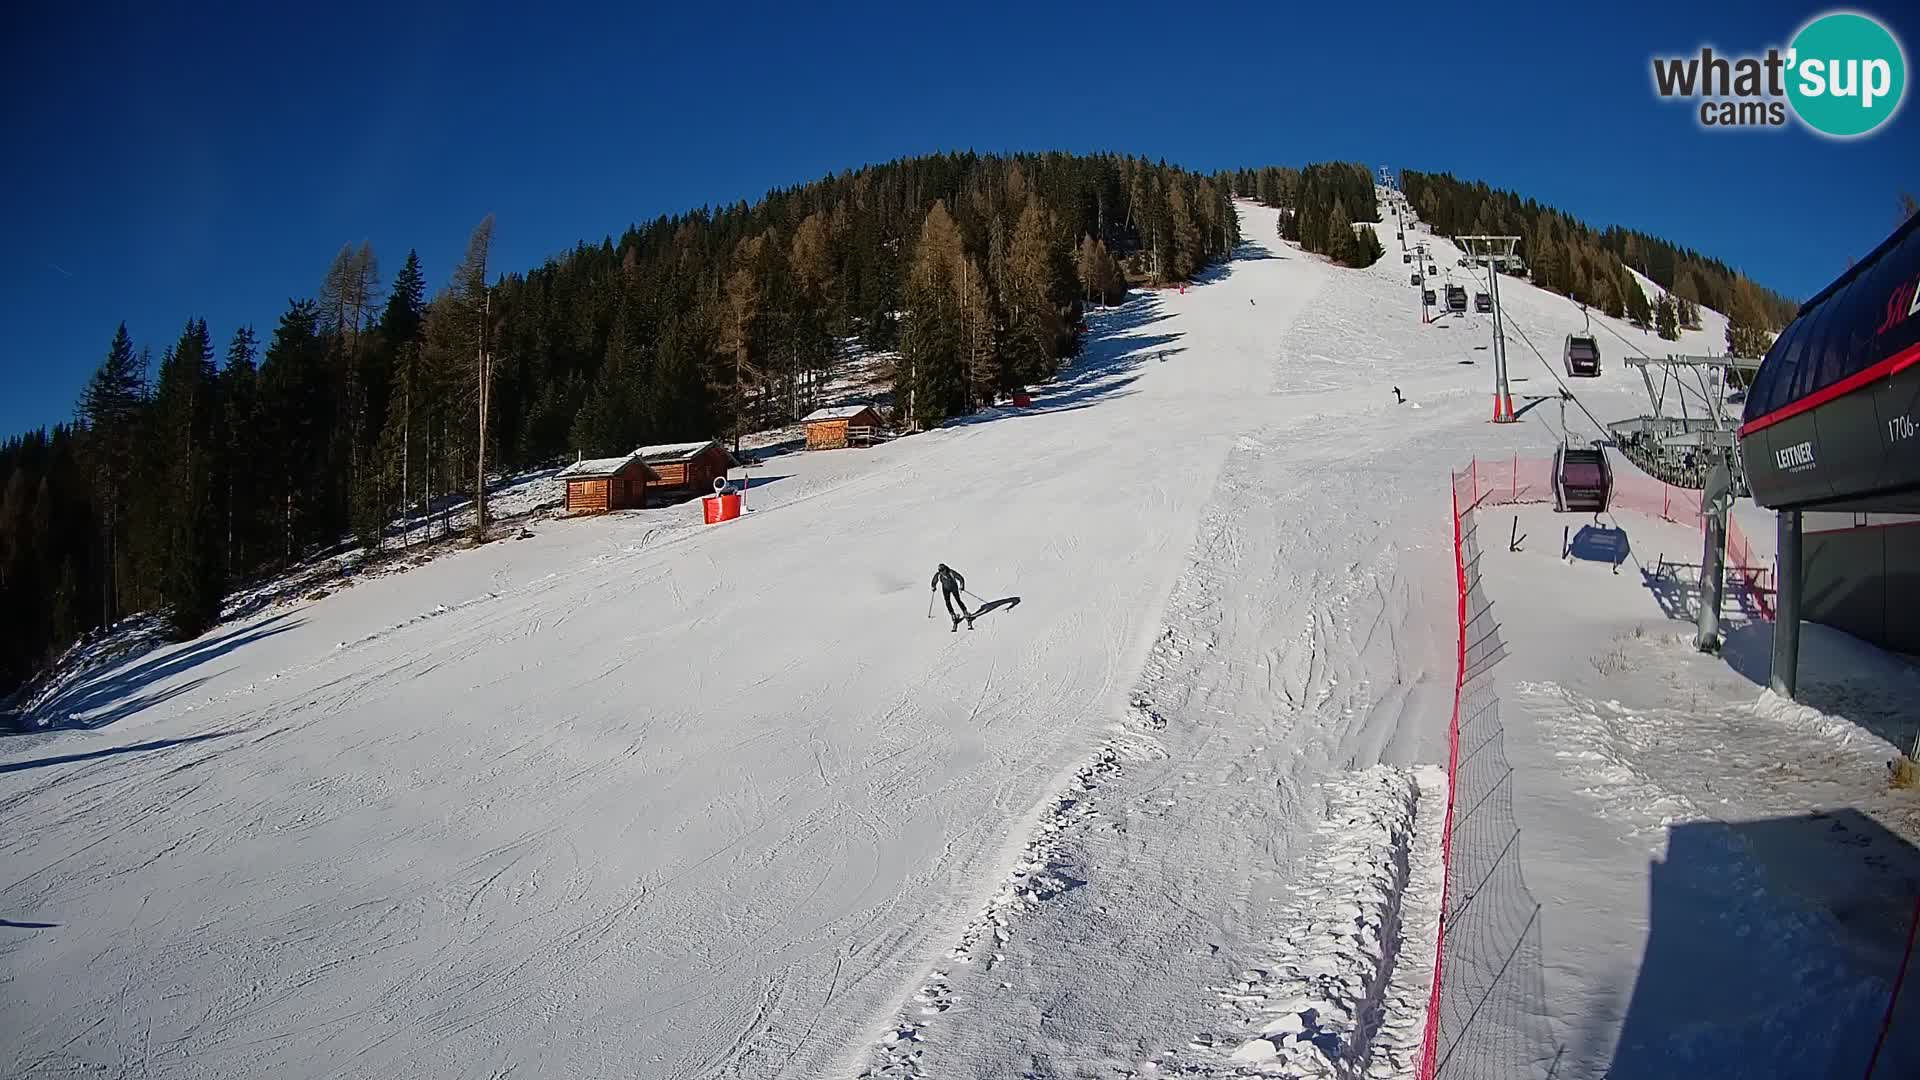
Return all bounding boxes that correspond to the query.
[1787,12,1906,137]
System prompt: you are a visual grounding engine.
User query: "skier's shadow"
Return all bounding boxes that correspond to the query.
[969,597,1022,621]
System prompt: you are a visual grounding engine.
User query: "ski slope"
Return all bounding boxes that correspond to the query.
[5,199,1905,1078]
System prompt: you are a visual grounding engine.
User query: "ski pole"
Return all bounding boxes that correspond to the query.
[927,590,935,618]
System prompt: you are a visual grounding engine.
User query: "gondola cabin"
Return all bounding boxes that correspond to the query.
[1422,289,1436,306]
[1404,253,1412,264]
[1564,335,1601,378]
[801,404,885,450]
[1411,272,1422,285]
[1553,446,1614,513]
[558,453,648,514]
[1446,286,1468,313]
[1475,292,1492,313]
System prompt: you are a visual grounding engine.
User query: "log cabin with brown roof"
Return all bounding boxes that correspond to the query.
[801,404,885,450]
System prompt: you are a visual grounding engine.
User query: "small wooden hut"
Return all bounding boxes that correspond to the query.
[801,404,885,450]
[557,453,647,513]
[637,440,737,502]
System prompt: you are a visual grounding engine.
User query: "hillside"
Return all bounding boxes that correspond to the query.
[4,200,1915,1079]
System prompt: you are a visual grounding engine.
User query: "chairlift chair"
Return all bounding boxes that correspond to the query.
[1564,334,1601,378]
[1553,445,1614,513]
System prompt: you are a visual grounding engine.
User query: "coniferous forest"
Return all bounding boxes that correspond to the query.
[0,152,1806,695]
[1397,170,1797,351]
[1221,164,1386,268]
[1,152,1240,693]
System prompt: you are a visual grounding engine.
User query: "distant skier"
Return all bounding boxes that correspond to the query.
[931,564,973,631]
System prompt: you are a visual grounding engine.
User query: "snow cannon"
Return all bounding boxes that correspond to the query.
[703,476,743,524]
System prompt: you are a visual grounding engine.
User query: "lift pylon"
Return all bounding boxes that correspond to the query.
[1457,235,1522,423]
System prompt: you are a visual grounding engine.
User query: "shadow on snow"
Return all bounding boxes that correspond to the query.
[6,613,302,735]
[0,728,240,775]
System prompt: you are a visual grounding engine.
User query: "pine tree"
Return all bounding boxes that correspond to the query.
[77,323,146,626]
[1168,183,1200,280]
[375,251,427,536]
[150,320,224,638]
[1623,271,1653,329]
[259,300,327,562]
[1326,200,1358,266]
[220,327,263,575]
[1655,293,1679,341]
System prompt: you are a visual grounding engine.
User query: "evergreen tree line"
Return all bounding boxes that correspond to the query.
[2,152,1237,692]
[1398,170,1793,353]
[1224,163,1384,267]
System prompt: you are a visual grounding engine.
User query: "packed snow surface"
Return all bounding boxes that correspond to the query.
[6,199,1913,1079]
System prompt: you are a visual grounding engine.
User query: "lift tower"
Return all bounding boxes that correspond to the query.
[1457,235,1522,422]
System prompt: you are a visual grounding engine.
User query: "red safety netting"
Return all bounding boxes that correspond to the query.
[1418,451,1784,1079]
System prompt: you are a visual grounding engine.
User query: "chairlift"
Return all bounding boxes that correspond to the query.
[1553,445,1614,513]
[1566,307,1602,377]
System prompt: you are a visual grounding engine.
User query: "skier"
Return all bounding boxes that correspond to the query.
[931,563,973,631]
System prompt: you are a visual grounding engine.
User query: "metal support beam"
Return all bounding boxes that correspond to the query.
[1458,236,1521,423]
[1770,509,1802,698]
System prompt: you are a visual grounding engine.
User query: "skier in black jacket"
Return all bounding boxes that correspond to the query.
[932,564,973,631]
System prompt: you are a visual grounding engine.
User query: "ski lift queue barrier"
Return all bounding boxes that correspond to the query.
[1449,454,1774,620]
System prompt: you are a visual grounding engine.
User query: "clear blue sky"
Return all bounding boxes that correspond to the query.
[2,0,1914,436]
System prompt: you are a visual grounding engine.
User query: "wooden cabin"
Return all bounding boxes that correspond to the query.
[636,440,737,502]
[801,404,885,450]
[558,453,648,513]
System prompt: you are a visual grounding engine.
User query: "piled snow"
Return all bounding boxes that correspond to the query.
[1199,765,1444,1078]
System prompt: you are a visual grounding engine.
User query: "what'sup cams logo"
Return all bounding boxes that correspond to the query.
[1652,11,1907,137]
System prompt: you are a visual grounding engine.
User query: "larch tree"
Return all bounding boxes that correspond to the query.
[899,201,968,429]
[1725,275,1772,358]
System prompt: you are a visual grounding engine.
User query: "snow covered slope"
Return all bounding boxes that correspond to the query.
[5,200,1904,1080]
